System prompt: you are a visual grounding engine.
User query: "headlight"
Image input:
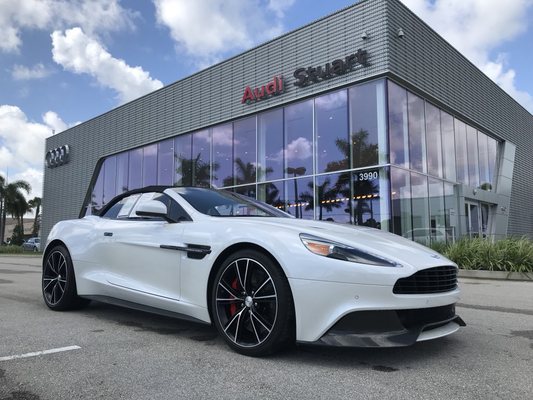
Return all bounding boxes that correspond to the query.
[299,234,401,267]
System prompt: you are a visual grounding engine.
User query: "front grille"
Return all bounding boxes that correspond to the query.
[393,266,457,294]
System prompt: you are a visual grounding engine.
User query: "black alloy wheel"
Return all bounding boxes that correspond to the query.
[42,245,90,310]
[212,249,294,357]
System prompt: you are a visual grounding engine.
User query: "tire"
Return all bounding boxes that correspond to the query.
[42,245,90,311]
[211,249,294,357]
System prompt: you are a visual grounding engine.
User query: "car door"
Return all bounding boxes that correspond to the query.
[101,192,186,301]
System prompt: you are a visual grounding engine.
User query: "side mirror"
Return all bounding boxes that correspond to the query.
[135,200,172,222]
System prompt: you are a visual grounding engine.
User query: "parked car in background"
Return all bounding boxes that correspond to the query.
[22,237,40,252]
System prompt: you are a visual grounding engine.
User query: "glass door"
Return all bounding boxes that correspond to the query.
[465,201,491,238]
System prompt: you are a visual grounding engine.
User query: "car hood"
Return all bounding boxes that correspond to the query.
[224,217,454,269]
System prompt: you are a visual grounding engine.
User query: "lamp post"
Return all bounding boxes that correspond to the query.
[286,166,306,218]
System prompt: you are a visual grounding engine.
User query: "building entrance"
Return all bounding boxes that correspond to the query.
[465,201,491,238]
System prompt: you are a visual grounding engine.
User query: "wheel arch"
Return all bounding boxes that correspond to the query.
[43,239,69,264]
[206,242,295,326]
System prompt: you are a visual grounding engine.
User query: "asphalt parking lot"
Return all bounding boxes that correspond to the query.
[0,256,532,400]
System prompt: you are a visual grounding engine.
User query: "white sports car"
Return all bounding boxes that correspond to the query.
[42,186,465,356]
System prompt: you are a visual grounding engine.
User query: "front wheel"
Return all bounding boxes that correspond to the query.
[42,245,90,310]
[211,249,294,357]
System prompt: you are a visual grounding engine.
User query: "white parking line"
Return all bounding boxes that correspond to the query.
[0,345,81,362]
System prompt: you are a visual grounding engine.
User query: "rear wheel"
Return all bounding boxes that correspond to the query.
[42,245,90,310]
[211,249,294,357]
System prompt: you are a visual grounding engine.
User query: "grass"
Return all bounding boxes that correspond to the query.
[0,245,25,254]
[430,237,533,273]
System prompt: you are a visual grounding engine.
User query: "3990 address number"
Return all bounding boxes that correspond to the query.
[357,171,379,181]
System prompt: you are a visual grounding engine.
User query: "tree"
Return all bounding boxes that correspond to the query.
[324,129,380,225]
[0,176,31,244]
[6,190,30,239]
[28,197,42,236]
[0,177,31,243]
[175,153,218,187]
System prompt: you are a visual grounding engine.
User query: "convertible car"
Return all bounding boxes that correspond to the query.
[42,186,465,356]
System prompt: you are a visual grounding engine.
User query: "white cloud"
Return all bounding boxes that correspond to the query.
[42,111,68,133]
[280,137,312,162]
[153,0,295,66]
[51,27,163,104]
[12,63,53,80]
[267,0,296,18]
[401,0,533,112]
[0,0,137,53]
[0,105,72,197]
[11,168,44,203]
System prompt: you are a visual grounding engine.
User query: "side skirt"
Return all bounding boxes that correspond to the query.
[82,295,211,325]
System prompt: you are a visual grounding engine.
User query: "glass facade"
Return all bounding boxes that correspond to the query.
[88,79,500,243]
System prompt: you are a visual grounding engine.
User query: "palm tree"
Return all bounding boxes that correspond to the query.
[324,129,380,225]
[0,176,31,244]
[28,197,42,236]
[175,154,218,187]
[6,191,30,230]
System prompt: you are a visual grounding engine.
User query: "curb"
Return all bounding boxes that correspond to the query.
[458,269,532,282]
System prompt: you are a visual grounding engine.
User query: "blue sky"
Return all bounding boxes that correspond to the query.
[0,0,532,199]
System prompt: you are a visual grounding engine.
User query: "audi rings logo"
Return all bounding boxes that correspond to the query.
[45,145,70,168]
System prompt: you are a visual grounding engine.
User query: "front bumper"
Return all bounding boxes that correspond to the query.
[311,305,466,347]
[289,277,463,344]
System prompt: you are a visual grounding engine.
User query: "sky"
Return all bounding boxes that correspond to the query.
[0,0,532,201]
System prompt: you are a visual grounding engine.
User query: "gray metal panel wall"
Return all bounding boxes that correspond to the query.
[385,0,533,237]
[43,0,389,239]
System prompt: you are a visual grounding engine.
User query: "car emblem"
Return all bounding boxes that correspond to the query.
[430,254,441,259]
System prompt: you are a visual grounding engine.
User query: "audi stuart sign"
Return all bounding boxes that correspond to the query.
[45,145,70,168]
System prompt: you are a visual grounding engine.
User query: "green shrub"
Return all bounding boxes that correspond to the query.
[0,245,24,254]
[430,237,533,273]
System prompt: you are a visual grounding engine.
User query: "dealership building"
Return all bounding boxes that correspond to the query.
[43,0,533,243]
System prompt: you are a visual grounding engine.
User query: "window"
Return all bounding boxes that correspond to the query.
[454,119,468,185]
[103,156,117,204]
[352,168,383,227]
[441,111,456,182]
[175,133,192,186]
[410,172,430,244]
[192,130,211,187]
[258,109,284,181]
[466,126,480,188]
[142,144,157,186]
[153,193,192,222]
[233,117,257,185]
[258,181,285,210]
[428,177,446,243]
[390,168,412,238]
[284,176,313,219]
[316,89,348,173]
[284,100,313,178]
[116,152,129,194]
[128,148,143,190]
[213,124,233,187]
[91,166,104,213]
[102,194,140,219]
[315,173,350,223]
[408,93,427,173]
[425,103,443,178]
[478,133,490,190]
[388,81,409,168]
[350,81,386,169]
[487,137,498,189]
[158,139,174,185]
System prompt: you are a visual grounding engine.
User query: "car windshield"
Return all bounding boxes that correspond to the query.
[171,187,288,218]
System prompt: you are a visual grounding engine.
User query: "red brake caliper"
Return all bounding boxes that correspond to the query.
[229,277,239,316]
